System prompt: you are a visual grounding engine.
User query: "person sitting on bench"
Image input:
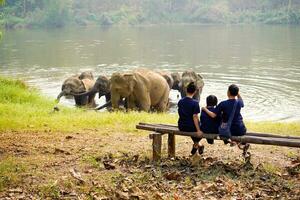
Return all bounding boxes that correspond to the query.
[202,84,248,147]
[200,95,221,145]
[178,82,204,155]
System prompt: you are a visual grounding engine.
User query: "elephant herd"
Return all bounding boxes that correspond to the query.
[56,69,204,112]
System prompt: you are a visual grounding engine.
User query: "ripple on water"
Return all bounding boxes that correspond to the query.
[201,72,300,121]
[1,63,299,122]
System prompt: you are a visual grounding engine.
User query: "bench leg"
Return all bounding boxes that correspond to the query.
[152,134,162,162]
[168,133,175,158]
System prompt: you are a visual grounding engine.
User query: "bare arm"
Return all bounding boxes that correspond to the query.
[193,114,203,136]
[202,107,217,118]
[237,93,244,107]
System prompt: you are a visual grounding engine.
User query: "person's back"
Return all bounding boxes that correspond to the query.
[214,84,246,136]
[177,82,203,155]
[216,98,245,136]
[178,97,200,131]
[200,95,220,134]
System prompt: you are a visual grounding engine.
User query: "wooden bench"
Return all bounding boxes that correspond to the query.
[136,123,300,161]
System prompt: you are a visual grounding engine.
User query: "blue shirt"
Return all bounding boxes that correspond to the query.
[200,107,220,134]
[213,98,246,136]
[178,97,200,131]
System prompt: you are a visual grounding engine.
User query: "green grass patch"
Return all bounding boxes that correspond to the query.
[38,181,61,199]
[0,76,177,133]
[0,157,25,191]
[0,76,299,136]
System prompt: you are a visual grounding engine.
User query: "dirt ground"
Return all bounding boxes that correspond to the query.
[0,130,299,200]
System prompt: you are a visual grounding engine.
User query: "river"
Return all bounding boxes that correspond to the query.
[0,25,299,121]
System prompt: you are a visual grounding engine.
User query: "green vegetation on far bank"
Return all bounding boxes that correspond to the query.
[0,75,299,135]
[0,0,300,29]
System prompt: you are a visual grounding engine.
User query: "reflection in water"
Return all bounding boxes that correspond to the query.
[0,25,299,121]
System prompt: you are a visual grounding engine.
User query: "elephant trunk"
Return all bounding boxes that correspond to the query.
[56,91,66,102]
[95,100,112,110]
[111,93,120,110]
[72,88,97,97]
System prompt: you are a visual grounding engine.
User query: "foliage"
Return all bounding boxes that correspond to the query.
[0,0,300,28]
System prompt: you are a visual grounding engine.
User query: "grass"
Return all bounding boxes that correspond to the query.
[0,157,25,192]
[0,76,177,133]
[38,181,61,199]
[0,75,299,136]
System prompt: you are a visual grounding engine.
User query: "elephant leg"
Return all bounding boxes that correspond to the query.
[74,96,82,106]
[88,93,96,107]
[180,90,186,98]
[81,96,88,106]
[111,93,120,110]
[193,90,200,101]
[137,94,151,112]
[156,90,169,112]
[126,95,137,111]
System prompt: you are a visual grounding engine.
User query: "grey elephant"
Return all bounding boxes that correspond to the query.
[156,71,174,90]
[110,69,170,112]
[74,75,128,110]
[170,72,181,90]
[56,71,96,107]
[176,70,204,101]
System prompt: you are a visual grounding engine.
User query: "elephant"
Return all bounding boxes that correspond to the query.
[56,71,96,107]
[170,72,181,90]
[110,69,170,112]
[177,70,204,101]
[156,71,174,90]
[79,71,94,80]
[73,75,128,110]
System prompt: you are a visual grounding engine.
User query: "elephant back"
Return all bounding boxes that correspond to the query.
[181,70,204,90]
[143,70,169,106]
[81,79,95,91]
[155,71,174,90]
[79,71,94,80]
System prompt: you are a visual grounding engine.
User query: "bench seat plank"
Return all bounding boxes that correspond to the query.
[136,123,300,148]
[139,122,300,140]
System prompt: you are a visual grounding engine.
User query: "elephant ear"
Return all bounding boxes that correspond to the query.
[77,79,87,92]
[81,79,95,91]
[97,75,110,93]
[68,78,85,93]
[171,72,181,90]
[123,73,136,92]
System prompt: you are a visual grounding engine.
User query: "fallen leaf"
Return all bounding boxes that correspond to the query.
[54,148,71,155]
[164,171,181,181]
[69,168,85,184]
[103,161,116,170]
[65,136,74,139]
[115,191,129,200]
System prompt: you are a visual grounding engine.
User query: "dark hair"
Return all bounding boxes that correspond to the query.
[206,95,218,107]
[228,84,239,96]
[186,82,197,94]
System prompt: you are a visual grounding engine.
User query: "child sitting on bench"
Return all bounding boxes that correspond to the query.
[178,82,204,155]
[202,84,248,149]
[200,95,220,144]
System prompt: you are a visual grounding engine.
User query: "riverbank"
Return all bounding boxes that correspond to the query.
[1,76,299,134]
[0,76,300,199]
